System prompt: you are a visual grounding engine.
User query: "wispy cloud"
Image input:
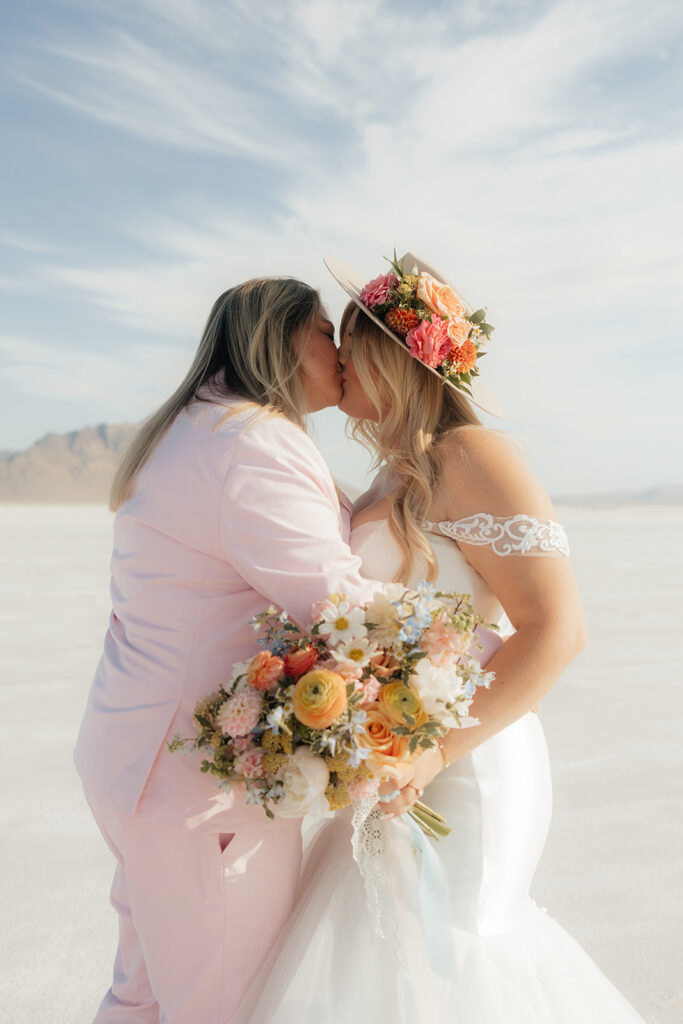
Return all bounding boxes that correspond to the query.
[2,0,682,490]
[13,0,365,166]
[32,3,683,372]
[0,232,62,255]
[0,333,190,412]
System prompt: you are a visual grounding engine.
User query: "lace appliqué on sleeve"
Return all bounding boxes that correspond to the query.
[424,513,570,557]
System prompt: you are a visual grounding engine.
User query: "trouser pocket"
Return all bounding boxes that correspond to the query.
[218,832,235,853]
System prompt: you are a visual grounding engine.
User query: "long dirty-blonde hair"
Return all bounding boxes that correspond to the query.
[341,301,481,582]
[110,277,320,510]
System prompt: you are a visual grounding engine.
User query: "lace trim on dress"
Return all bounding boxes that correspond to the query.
[351,796,392,938]
[422,513,570,558]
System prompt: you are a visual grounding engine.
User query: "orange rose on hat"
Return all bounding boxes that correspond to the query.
[417,272,466,320]
[446,317,470,347]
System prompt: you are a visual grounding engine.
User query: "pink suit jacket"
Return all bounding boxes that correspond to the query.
[74,394,377,831]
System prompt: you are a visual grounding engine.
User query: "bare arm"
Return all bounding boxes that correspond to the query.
[383,426,586,814]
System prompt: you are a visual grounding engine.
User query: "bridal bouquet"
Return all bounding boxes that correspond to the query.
[169,584,496,838]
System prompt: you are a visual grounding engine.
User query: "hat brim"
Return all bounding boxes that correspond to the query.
[324,252,503,418]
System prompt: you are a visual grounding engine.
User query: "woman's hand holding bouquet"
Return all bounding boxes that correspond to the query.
[170,583,497,839]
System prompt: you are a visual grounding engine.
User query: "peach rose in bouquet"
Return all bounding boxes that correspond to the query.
[246,651,284,691]
[356,703,413,781]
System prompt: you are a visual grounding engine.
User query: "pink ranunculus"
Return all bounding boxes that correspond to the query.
[347,775,377,801]
[359,272,398,309]
[317,654,364,683]
[358,674,381,702]
[329,661,363,683]
[234,746,265,779]
[405,318,451,368]
[216,688,263,738]
[231,735,253,754]
[423,618,470,667]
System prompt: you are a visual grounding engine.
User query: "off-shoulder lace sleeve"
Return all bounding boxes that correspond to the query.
[423,513,570,557]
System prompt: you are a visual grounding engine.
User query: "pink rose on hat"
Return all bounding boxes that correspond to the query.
[405,318,451,368]
[359,272,398,309]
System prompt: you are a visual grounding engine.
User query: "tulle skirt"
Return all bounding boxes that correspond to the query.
[232,714,645,1023]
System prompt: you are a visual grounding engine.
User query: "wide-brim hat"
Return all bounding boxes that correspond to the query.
[324,251,503,418]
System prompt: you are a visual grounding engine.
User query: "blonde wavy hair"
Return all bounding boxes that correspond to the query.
[341,301,482,582]
[110,277,320,510]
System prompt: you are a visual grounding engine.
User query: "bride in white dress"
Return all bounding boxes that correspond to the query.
[232,254,646,1023]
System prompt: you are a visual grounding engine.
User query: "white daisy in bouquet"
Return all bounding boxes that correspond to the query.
[169,585,497,838]
[316,598,368,646]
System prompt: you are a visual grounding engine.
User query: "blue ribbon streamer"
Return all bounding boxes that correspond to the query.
[407,816,455,979]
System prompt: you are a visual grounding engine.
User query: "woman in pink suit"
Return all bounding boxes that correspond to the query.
[74,277,381,1023]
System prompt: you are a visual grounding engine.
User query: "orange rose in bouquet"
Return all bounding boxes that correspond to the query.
[357,703,413,781]
[246,651,284,692]
[283,646,319,677]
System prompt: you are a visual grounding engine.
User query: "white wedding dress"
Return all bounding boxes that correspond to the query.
[232,512,646,1023]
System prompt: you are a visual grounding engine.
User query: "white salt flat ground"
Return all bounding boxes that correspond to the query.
[0,504,681,1024]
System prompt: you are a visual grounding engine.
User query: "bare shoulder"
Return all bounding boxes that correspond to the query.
[436,425,555,520]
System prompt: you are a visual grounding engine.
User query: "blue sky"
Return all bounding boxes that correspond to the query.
[1,0,682,494]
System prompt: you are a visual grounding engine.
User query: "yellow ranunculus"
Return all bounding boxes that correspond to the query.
[377,681,428,730]
[292,669,348,730]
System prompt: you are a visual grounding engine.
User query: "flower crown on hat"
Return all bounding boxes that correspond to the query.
[358,251,494,397]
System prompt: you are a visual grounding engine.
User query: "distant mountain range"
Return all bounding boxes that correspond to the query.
[0,423,681,506]
[0,423,138,503]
